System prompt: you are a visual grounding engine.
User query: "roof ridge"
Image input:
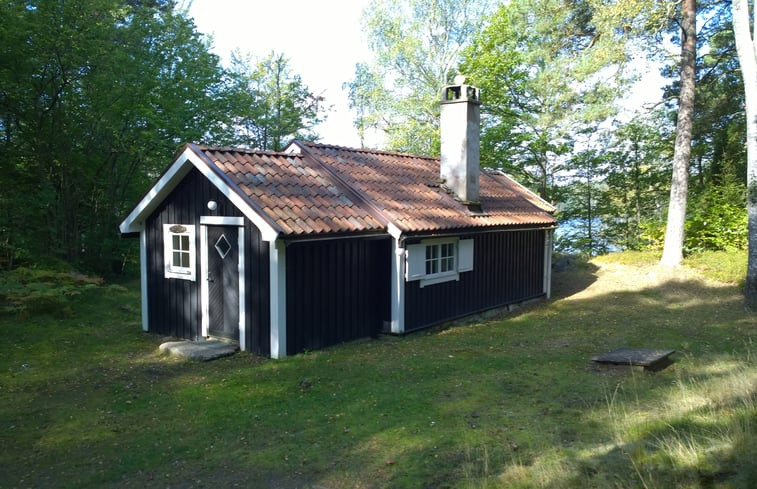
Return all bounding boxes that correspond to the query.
[300,141,439,161]
[195,144,301,157]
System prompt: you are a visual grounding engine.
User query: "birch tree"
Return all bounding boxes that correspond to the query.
[346,0,493,155]
[731,0,757,308]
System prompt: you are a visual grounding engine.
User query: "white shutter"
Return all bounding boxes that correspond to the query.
[458,239,474,272]
[405,243,426,281]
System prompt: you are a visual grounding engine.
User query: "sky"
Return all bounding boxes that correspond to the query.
[187,0,373,147]
[186,0,667,149]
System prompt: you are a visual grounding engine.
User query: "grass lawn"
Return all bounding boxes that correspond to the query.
[1,252,755,488]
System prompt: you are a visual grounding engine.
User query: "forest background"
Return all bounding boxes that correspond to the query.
[0,0,752,284]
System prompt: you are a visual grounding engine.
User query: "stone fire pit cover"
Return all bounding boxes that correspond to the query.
[592,348,675,371]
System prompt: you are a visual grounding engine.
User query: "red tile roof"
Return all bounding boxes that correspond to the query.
[196,145,384,236]
[195,142,555,237]
[295,142,556,233]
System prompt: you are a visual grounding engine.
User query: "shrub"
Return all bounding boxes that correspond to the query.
[0,267,102,317]
[685,183,747,252]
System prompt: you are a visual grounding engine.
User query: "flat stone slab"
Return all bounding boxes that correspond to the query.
[592,348,675,371]
[159,340,239,361]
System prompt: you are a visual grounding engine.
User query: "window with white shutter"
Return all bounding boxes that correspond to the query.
[405,238,474,287]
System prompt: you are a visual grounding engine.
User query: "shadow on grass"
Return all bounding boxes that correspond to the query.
[551,259,599,300]
[1,267,754,488]
[563,374,757,489]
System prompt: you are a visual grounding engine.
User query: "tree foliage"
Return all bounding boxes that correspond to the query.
[555,112,674,255]
[0,1,322,274]
[550,0,749,258]
[346,0,493,155]
[225,51,326,151]
[462,0,632,201]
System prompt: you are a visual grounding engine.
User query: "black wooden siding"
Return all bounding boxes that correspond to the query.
[405,229,545,331]
[145,168,270,355]
[244,218,270,356]
[285,237,391,355]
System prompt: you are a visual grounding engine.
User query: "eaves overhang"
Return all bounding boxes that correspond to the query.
[118,144,281,242]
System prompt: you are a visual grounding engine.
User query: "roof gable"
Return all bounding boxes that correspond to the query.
[119,144,281,240]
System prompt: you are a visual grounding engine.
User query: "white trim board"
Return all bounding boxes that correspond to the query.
[200,225,210,338]
[238,226,247,351]
[139,229,149,332]
[200,216,244,226]
[200,219,247,349]
[390,238,405,334]
[269,240,287,359]
[543,229,553,299]
[119,146,280,242]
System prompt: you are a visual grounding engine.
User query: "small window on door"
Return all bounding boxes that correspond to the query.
[163,224,196,281]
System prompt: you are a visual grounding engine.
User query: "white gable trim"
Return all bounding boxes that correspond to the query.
[283,141,301,154]
[119,146,280,242]
[387,222,403,240]
[119,152,192,234]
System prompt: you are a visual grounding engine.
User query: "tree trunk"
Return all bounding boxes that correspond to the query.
[732,0,757,309]
[660,0,696,267]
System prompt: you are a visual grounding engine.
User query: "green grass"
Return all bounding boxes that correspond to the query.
[1,252,755,488]
[685,250,748,285]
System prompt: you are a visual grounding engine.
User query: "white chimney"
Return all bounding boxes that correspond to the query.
[440,75,481,203]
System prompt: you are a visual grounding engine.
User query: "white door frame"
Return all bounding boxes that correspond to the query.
[200,216,246,351]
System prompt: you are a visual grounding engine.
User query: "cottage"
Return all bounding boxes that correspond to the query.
[119,80,556,358]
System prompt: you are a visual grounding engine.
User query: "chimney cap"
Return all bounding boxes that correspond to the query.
[440,78,481,104]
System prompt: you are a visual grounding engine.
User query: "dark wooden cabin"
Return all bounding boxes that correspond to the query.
[119,80,556,358]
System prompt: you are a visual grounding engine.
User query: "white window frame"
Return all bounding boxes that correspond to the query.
[406,237,474,287]
[163,224,196,281]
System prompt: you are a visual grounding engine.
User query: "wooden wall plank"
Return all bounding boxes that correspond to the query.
[405,230,546,331]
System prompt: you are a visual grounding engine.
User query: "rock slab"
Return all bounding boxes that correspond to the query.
[159,340,239,361]
[592,347,675,371]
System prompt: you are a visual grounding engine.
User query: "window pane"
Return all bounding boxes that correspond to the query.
[180,235,190,251]
[173,235,181,250]
[173,251,181,266]
[180,251,190,268]
[426,245,438,260]
[441,243,453,258]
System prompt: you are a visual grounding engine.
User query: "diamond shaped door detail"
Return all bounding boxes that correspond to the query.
[214,234,231,259]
